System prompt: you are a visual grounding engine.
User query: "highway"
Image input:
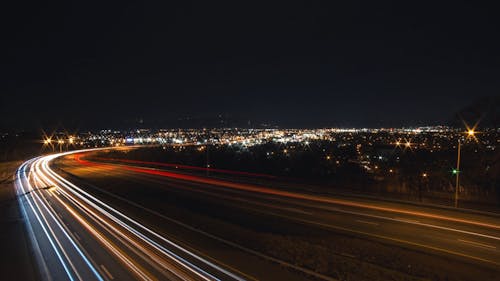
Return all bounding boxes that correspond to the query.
[15,150,263,281]
[16,148,500,281]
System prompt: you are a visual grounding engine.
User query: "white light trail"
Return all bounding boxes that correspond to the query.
[15,149,245,281]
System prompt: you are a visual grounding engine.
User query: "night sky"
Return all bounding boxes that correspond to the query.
[1,1,498,130]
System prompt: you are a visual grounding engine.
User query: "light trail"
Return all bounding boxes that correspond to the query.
[95,162,499,231]
[43,155,244,281]
[73,152,500,268]
[16,161,86,281]
[15,149,245,281]
[16,148,500,281]
[91,157,279,179]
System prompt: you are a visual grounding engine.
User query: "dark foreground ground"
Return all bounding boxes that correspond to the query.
[0,161,38,281]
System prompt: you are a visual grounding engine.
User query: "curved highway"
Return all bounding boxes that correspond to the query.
[15,150,256,281]
[15,148,500,281]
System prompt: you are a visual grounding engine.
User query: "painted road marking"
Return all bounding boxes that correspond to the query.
[73,232,81,241]
[100,264,114,280]
[458,239,496,250]
[356,220,379,226]
[394,217,419,223]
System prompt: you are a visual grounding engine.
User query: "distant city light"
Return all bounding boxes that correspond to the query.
[39,126,495,157]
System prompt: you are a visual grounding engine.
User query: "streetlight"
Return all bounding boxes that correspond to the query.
[42,138,55,152]
[405,141,411,149]
[57,139,64,152]
[454,127,476,208]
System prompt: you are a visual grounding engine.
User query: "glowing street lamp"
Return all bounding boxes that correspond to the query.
[394,139,412,151]
[57,139,64,152]
[42,138,55,152]
[454,125,477,208]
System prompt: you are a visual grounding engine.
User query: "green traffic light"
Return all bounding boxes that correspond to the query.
[452,169,458,175]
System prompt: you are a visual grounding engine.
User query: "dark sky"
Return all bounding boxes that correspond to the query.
[1,1,498,130]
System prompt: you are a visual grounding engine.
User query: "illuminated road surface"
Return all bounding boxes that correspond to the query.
[15,150,250,281]
[16,148,500,280]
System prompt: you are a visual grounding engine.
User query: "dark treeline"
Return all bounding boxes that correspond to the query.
[101,142,369,185]
[0,132,42,162]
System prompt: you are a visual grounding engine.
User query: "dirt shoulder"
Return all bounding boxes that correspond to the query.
[0,161,39,281]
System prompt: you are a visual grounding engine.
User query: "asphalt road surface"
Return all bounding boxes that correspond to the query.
[15,148,500,281]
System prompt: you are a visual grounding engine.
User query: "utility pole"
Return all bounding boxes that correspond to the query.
[206,143,210,176]
[454,140,461,208]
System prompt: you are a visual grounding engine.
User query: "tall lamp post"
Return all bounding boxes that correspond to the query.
[454,129,476,208]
